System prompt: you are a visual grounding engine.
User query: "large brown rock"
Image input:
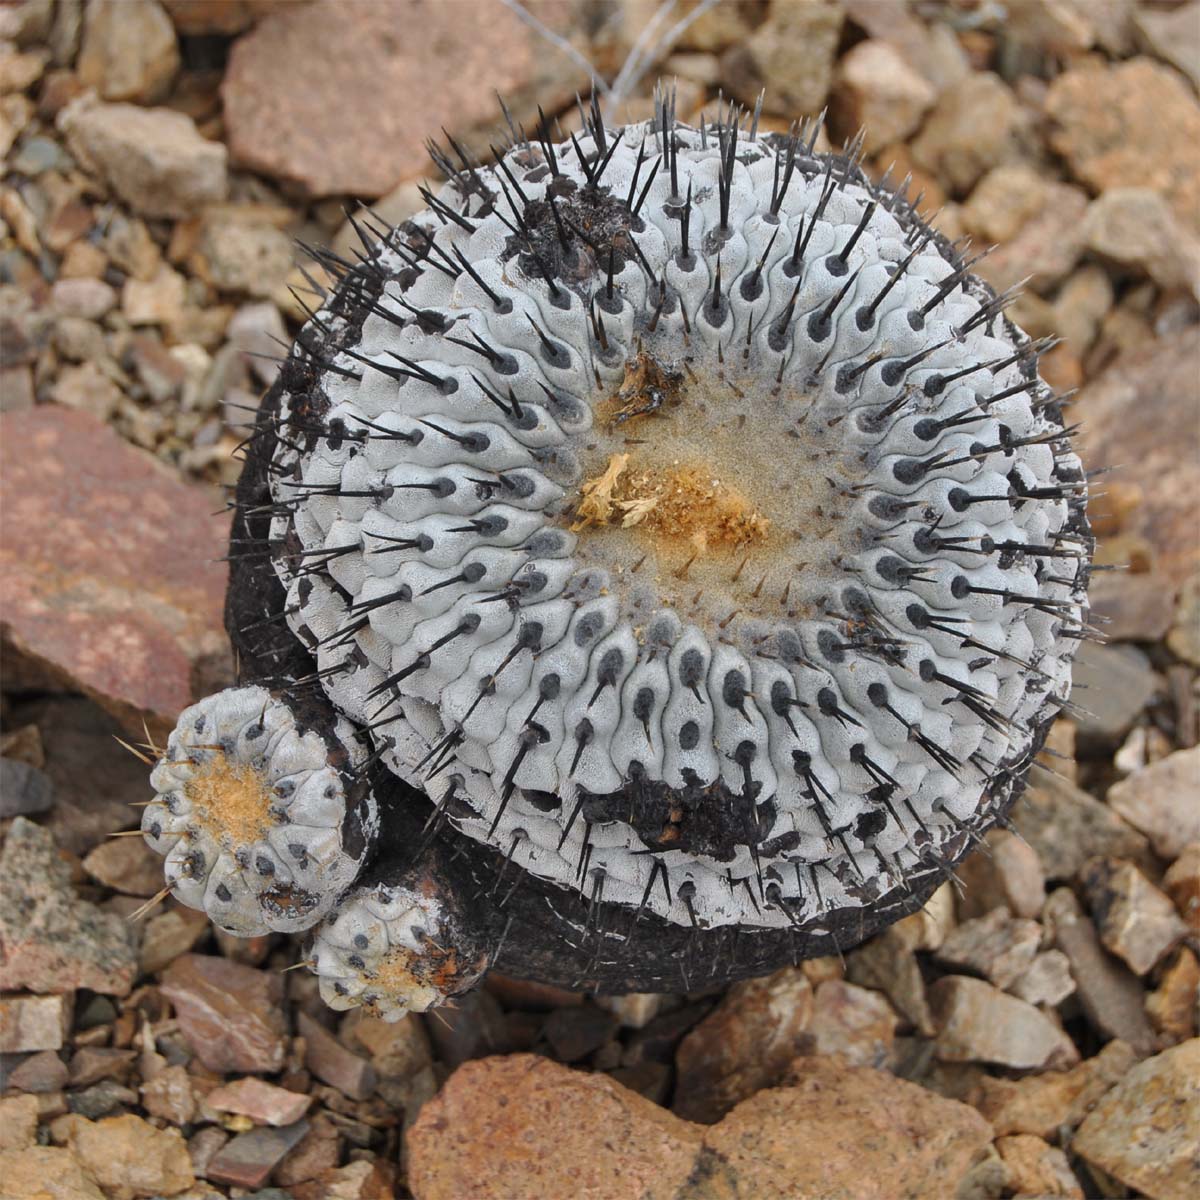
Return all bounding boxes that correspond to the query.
[1076,329,1200,590]
[221,0,585,197]
[1073,1039,1200,1200]
[1046,58,1200,234]
[407,1051,993,1200]
[406,1054,704,1200]
[0,407,229,732]
[704,1056,994,1200]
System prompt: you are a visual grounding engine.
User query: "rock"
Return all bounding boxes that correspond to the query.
[49,361,123,423]
[594,993,670,1029]
[0,756,54,816]
[1011,950,1075,1008]
[672,967,812,1124]
[121,264,185,327]
[8,1047,70,1093]
[0,408,230,731]
[81,835,165,898]
[0,994,70,1055]
[0,1146,105,1200]
[1016,769,1154,882]
[960,164,1052,244]
[1054,263,1114,353]
[975,179,1089,295]
[995,1134,1083,1199]
[341,1011,432,1112]
[1164,844,1200,934]
[59,97,227,219]
[272,1115,341,1187]
[1047,59,1200,235]
[842,0,969,94]
[1044,887,1157,1055]
[973,1037,1137,1138]
[67,1080,138,1119]
[1134,1,1200,91]
[894,883,957,951]
[204,1120,311,1189]
[960,164,1094,292]
[1083,188,1200,298]
[206,1077,311,1127]
[290,1159,396,1200]
[802,979,897,1069]
[1080,857,1187,975]
[192,210,294,300]
[831,41,935,154]
[1079,329,1200,590]
[222,0,586,197]
[77,0,179,104]
[1107,747,1200,861]
[1089,570,1178,643]
[293,1009,377,1100]
[928,976,1079,1069]
[539,1004,616,1063]
[1147,947,1199,1043]
[68,1046,136,1087]
[186,1126,228,1179]
[0,1093,40,1151]
[50,277,116,320]
[138,1063,195,1125]
[407,1054,703,1200]
[935,908,1043,990]
[1074,1039,1200,1200]
[160,954,288,1074]
[61,1113,193,1200]
[957,829,1046,921]
[0,817,137,995]
[422,987,513,1069]
[846,926,935,1036]
[707,1055,993,1200]
[912,72,1029,196]
[722,0,843,117]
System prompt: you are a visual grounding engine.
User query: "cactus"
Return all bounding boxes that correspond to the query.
[144,90,1091,1017]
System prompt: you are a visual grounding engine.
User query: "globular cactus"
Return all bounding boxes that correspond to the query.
[144,89,1091,1018]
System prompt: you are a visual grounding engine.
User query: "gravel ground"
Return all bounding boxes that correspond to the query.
[1,2,1198,1198]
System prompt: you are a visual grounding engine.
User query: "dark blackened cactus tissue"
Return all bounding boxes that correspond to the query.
[143,89,1092,1019]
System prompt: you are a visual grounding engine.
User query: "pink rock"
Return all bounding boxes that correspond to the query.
[0,407,230,731]
[161,954,288,1074]
[207,1077,311,1126]
[221,0,585,197]
[407,1054,703,1200]
[296,1010,376,1101]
